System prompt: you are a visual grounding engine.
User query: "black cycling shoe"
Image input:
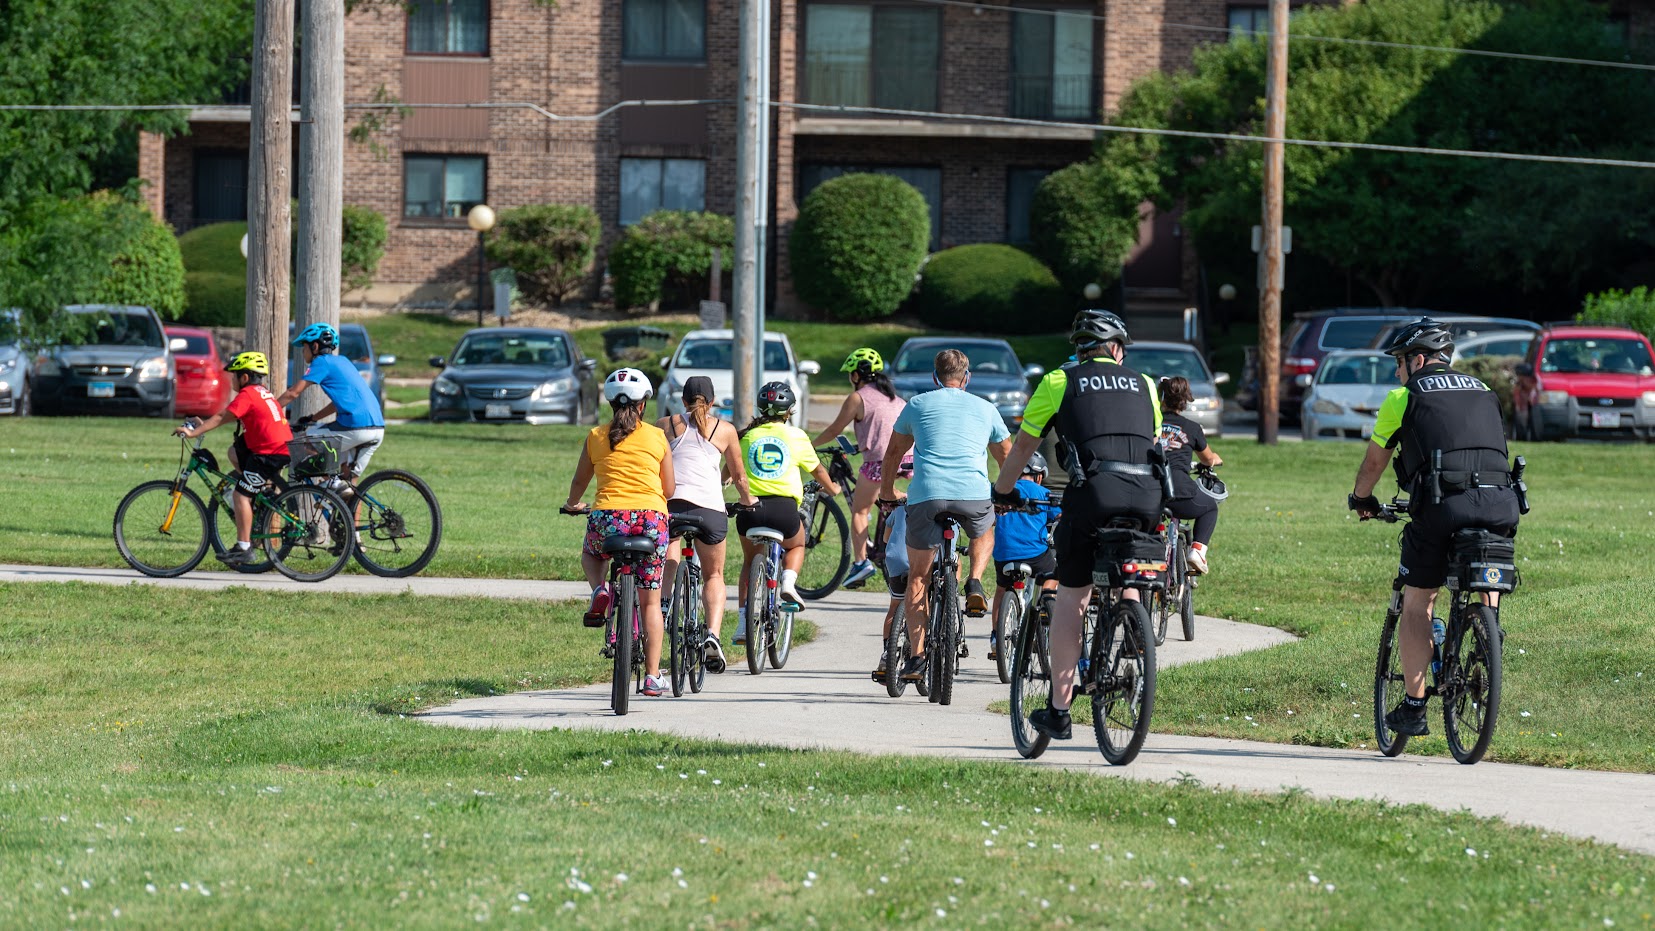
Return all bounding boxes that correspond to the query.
[217,545,252,567]
[899,653,928,682]
[1030,706,1073,740]
[1385,700,1430,736]
[964,579,988,617]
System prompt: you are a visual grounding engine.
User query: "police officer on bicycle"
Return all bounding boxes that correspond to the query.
[1349,318,1522,737]
[994,309,1162,741]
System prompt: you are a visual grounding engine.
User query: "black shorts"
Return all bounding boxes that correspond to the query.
[667,500,729,545]
[232,436,289,498]
[1399,487,1520,590]
[1052,472,1163,588]
[735,495,801,540]
[995,551,1057,588]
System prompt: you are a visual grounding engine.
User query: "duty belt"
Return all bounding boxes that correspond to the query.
[1435,469,1513,491]
[1084,460,1154,477]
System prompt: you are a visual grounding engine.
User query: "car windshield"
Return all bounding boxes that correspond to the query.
[1461,337,1531,359]
[1540,338,1655,375]
[1320,318,1394,350]
[1127,347,1209,381]
[1318,354,1392,384]
[172,334,212,356]
[78,310,163,348]
[892,345,1018,374]
[453,334,571,368]
[675,338,791,372]
[340,328,370,361]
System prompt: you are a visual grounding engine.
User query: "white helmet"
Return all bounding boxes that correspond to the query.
[603,367,654,402]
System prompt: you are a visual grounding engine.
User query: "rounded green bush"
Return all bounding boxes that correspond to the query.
[914,244,1067,334]
[790,174,929,321]
[485,203,601,306]
[182,271,246,327]
[177,221,248,277]
[1029,162,1139,297]
[609,211,734,312]
[88,194,186,319]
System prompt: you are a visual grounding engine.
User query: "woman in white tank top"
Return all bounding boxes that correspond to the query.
[657,376,756,671]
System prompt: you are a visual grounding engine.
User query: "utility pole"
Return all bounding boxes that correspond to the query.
[1256,0,1289,445]
[295,0,345,420]
[732,0,762,426]
[246,0,295,397]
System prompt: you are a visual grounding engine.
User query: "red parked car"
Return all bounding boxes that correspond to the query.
[1513,324,1655,441]
[165,325,231,418]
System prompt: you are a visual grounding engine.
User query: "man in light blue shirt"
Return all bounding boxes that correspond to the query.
[878,348,1011,682]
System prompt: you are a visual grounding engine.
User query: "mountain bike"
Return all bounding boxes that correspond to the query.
[737,504,796,676]
[1365,498,1512,764]
[921,514,968,706]
[994,559,1055,685]
[114,436,355,582]
[290,424,443,578]
[664,517,714,697]
[560,506,653,716]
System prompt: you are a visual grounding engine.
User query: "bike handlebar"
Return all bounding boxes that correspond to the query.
[558,505,589,516]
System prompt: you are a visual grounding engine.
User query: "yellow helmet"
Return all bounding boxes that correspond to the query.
[225,351,270,375]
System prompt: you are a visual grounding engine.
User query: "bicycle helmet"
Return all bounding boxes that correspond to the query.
[757,381,796,416]
[1070,309,1132,348]
[224,351,270,375]
[603,367,654,402]
[1022,451,1048,477]
[840,347,885,374]
[1382,317,1454,360]
[1195,468,1229,502]
[291,322,339,352]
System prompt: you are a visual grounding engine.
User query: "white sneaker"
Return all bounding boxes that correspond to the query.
[643,674,666,697]
[1186,546,1209,575]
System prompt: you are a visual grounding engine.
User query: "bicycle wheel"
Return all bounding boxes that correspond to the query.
[884,601,911,698]
[745,556,770,676]
[1178,536,1196,642]
[994,588,1023,684]
[934,570,960,706]
[1009,591,1053,760]
[1373,609,1410,757]
[797,494,849,600]
[686,611,707,694]
[208,493,280,574]
[612,575,636,715]
[1033,592,1054,679]
[769,603,794,669]
[264,485,355,582]
[667,568,687,698]
[1443,604,1502,765]
[113,481,209,578]
[351,469,443,578]
[1092,600,1156,766]
[1150,528,1173,646]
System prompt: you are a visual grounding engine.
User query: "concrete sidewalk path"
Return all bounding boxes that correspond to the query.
[0,563,593,601]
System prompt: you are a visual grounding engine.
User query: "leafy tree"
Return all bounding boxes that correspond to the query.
[1028,161,1146,296]
[608,211,734,312]
[341,205,390,296]
[1579,287,1655,340]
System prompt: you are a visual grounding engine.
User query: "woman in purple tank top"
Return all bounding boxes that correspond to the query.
[812,348,911,588]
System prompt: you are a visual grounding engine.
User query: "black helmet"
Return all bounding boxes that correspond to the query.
[1195,469,1229,502]
[1382,317,1454,359]
[757,381,796,416]
[1022,451,1048,477]
[1070,309,1132,348]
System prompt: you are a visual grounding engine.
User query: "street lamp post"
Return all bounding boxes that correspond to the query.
[467,204,496,327]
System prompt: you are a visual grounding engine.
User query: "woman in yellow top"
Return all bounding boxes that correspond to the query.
[734,382,839,638]
[564,368,676,697]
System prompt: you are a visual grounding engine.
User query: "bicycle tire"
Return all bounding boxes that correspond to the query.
[1009,591,1053,760]
[935,567,960,706]
[264,484,355,582]
[686,604,707,694]
[797,494,849,600]
[745,555,769,676]
[1443,604,1502,765]
[208,493,281,574]
[994,588,1023,685]
[769,604,794,669]
[1034,592,1054,680]
[1151,526,1174,646]
[612,574,636,715]
[351,469,443,578]
[1373,609,1410,757]
[1093,600,1156,766]
[667,567,688,698]
[884,601,911,698]
[1178,534,1196,642]
[113,481,210,578]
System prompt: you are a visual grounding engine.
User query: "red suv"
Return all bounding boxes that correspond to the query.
[165,325,231,418]
[1514,324,1655,441]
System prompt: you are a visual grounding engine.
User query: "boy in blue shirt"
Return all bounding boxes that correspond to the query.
[989,452,1060,661]
[277,322,386,487]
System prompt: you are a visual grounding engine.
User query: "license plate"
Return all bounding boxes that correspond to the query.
[1592,410,1621,428]
[88,382,115,398]
[484,403,513,419]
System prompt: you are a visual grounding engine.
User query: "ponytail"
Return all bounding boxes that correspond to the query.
[686,396,715,439]
[852,367,896,400]
[608,397,645,447]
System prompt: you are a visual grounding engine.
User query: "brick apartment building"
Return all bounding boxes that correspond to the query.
[135,0,1655,317]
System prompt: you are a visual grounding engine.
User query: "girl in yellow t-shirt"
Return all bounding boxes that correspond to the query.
[564,368,676,697]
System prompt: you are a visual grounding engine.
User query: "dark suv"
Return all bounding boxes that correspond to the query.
[1239,309,1424,417]
[34,305,176,417]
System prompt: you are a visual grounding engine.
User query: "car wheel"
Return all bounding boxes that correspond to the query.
[16,380,29,417]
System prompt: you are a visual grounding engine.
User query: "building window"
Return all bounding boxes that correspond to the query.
[1011,11,1094,120]
[1227,4,1268,37]
[194,152,249,225]
[799,164,941,249]
[1005,168,1054,244]
[624,0,706,60]
[408,0,489,55]
[620,158,707,225]
[403,155,487,219]
[803,4,940,111]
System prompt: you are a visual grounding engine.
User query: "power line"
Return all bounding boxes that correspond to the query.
[0,99,727,120]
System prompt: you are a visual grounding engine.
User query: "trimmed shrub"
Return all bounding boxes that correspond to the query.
[341,205,388,295]
[1578,286,1655,341]
[1458,354,1522,420]
[177,221,248,276]
[914,244,1066,334]
[182,272,246,327]
[1028,161,1141,297]
[485,204,601,307]
[91,194,187,319]
[790,173,929,321]
[609,211,735,312]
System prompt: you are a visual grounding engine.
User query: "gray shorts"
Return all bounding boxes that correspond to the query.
[319,426,384,477]
[904,498,993,551]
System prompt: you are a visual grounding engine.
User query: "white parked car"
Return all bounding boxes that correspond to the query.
[1299,350,1395,441]
[1452,330,1535,365]
[658,329,820,429]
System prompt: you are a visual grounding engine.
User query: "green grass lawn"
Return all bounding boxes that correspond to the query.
[1,582,1647,927]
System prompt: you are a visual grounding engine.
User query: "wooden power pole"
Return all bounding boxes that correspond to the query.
[732,0,762,427]
[246,0,295,396]
[1257,0,1289,445]
[294,0,345,419]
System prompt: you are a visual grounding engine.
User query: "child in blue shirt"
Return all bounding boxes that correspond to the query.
[990,454,1060,661]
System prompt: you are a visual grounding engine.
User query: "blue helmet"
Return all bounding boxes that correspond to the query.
[291,322,339,352]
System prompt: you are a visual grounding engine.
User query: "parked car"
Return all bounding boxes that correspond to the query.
[429,327,599,424]
[1124,340,1228,437]
[1237,308,1423,416]
[1452,330,1536,365]
[165,325,231,418]
[889,337,1043,427]
[1299,350,1395,441]
[658,329,820,429]
[0,310,30,416]
[33,305,175,418]
[287,322,395,410]
[1513,324,1655,441]
[1369,315,1540,354]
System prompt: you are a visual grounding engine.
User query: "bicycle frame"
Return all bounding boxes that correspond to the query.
[168,439,298,546]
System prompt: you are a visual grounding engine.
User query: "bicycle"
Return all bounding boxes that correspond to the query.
[559,505,654,715]
[736,503,795,676]
[796,460,850,600]
[994,559,1055,686]
[290,424,444,578]
[114,436,355,582]
[1149,515,1193,646]
[918,514,968,706]
[663,516,715,697]
[1366,498,1512,764]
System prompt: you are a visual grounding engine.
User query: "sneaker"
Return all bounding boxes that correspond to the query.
[1385,700,1430,736]
[899,652,928,682]
[731,621,747,645]
[964,579,988,617]
[642,674,666,697]
[217,545,252,567]
[703,635,727,674]
[1186,546,1209,575]
[844,559,877,589]
[584,583,612,627]
[1030,706,1073,740]
[987,632,999,661]
[779,585,804,612]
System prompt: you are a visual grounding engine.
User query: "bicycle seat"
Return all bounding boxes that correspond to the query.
[1007,562,1032,576]
[667,518,702,540]
[601,535,658,556]
[744,527,785,543]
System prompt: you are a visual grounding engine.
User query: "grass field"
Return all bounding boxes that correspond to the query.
[1,582,1648,927]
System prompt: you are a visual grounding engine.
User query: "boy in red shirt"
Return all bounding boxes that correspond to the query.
[174,351,293,565]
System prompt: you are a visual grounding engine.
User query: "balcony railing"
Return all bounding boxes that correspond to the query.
[1009,73,1095,122]
[802,63,938,112]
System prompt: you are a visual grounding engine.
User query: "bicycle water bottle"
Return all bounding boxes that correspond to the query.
[1430,617,1446,676]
